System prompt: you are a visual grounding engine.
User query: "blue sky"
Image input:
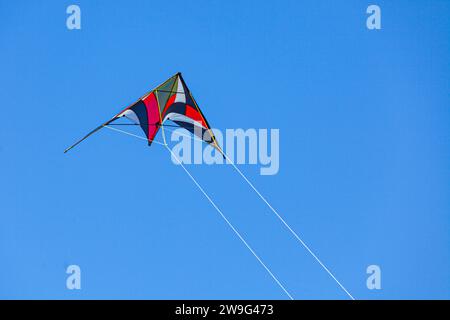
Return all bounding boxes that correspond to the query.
[0,0,449,299]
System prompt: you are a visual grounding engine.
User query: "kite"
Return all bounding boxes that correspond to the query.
[64,72,222,154]
[64,72,354,300]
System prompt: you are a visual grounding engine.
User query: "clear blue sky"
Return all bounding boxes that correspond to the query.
[0,0,449,299]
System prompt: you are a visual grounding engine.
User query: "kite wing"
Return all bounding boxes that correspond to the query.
[64,72,222,154]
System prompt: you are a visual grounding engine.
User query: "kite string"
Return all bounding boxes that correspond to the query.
[103,125,353,300]
[162,125,354,300]
[164,144,294,300]
[104,125,166,146]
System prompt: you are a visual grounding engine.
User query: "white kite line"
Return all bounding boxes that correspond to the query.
[161,125,355,300]
[104,125,166,146]
[106,125,354,300]
[104,124,294,299]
